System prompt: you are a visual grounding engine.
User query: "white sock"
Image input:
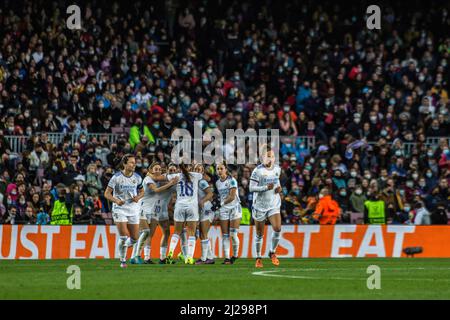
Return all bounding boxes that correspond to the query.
[169,234,180,256]
[160,246,167,259]
[187,236,196,259]
[207,238,215,260]
[201,239,209,261]
[144,245,151,260]
[270,231,281,254]
[118,236,128,262]
[230,228,240,258]
[180,230,188,256]
[134,229,150,258]
[222,234,230,259]
[125,237,134,247]
[255,234,263,258]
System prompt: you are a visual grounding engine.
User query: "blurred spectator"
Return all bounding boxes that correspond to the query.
[36,208,50,225]
[413,202,432,225]
[431,202,449,225]
[364,193,387,225]
[50,185,73,225]
[312,188,341,225]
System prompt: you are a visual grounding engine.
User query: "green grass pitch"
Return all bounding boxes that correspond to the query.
[1,258,450,299]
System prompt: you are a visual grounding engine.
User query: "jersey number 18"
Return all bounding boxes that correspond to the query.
[179,181,194,197]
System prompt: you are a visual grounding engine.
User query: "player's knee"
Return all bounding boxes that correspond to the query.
[273,226,281,233]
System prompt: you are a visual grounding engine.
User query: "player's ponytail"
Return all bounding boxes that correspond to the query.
[179,163,191,183]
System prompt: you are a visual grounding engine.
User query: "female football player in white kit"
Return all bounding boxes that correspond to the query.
[104,154,144,268]
[193,164,216,264]
[166,163,204,265]
[249,145,283,268]
[130,162,178,264]
[215,162,242,265]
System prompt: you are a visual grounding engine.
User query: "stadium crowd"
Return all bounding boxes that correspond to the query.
[0,0,449,225]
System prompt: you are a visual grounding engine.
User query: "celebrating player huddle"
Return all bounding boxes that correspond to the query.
[104,146,282,269]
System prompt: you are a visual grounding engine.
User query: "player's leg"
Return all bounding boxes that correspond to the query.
[179,224,188,261]
[267,211,282,266]
[158,219,170,263]
[131,218,150,264]
[124,215,140,264]
[142,218,158,263]
[185,220,198,264]
[220,214,231,264]
[206,213,219,262]
[254,216,266,268]
[167,210,184,264]
[116,220,130,267]
[197,219,211,264]
[229,206,242,264]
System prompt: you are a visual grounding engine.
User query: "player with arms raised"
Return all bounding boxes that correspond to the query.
[249,145,282,268]
[104,154,144,268]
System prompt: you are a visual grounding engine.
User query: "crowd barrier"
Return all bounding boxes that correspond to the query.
[6,133,449,154]
[1,225,450,259]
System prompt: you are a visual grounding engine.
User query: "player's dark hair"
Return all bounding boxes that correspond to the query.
[216,160,230,178]
[179,163,191,183]
[119,154,135,170]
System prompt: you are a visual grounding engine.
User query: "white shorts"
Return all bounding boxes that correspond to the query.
[219,204,242,221]
[140,204,169,222]
[174,206,199,222]
[152,203,169,222]
[200,209,215,223]
[252,207,280,222]
[140,205,153,222]
[112,211,140,225]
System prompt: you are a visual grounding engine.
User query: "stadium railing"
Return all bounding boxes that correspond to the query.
[5,133,449,155]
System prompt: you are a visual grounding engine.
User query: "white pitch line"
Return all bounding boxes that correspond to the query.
[252,269,450,282]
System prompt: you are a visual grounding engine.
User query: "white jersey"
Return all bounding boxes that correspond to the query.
[141,176,157,209]
[198,179,213,210]
[215,176,240,210]
[107,171,143,216]
[167,172,203,208]
[142,176,174,212]
[250,164,281,211]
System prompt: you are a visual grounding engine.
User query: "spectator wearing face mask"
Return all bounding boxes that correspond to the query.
[350,186,367,214]
[430,202,449,225]
[424,169,438,191]
[332,169,346,190]
[335,187,350,221]
[394,202,412,224]
[413,201,431,225]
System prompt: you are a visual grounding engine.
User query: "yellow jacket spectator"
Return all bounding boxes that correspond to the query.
[129,118,155,149]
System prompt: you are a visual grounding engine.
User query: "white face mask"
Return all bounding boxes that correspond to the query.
[318,194,324,199]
